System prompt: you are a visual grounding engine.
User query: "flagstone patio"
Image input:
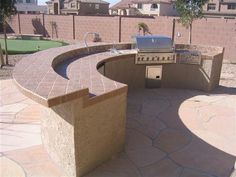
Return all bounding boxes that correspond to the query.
[0,79,235,177]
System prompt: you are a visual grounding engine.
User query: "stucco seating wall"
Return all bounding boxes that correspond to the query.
[13,43,224,177]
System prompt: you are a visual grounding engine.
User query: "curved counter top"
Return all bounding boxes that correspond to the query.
[13,43,132,107]
[13,43,224,108]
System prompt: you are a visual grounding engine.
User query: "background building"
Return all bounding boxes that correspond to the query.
[203,0,236,18]
[46,0,109,15]
[109,0,178,16]
[16,0,47,14]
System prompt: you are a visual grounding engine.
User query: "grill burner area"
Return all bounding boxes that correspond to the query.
[136,52,176,64]
[135,35,175,64]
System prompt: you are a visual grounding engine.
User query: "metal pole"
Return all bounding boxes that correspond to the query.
[172,18,176,45]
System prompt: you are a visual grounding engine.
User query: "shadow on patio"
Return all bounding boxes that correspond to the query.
[85,86,236,177]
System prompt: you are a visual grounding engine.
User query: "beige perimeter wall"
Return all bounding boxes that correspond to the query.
[6,14,236,62]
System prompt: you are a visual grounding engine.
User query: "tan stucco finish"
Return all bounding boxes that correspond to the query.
[41,91,127,177]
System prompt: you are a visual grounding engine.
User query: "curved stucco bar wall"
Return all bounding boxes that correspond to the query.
[101,44,224,92]
[13,43,224,177]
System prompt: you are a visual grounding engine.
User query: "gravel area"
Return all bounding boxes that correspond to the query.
[0,54,28,80]
[0,54,236,88]
[220,62,236,87]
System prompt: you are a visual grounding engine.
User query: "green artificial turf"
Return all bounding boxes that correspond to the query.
[0,39,68,54]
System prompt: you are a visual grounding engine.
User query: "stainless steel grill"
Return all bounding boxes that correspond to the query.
[135,35,176,64]
[176,50,202,65]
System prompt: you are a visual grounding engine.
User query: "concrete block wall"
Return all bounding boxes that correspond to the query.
[19,14,44,35]
[7,14,21,34]
[192,18,236,63]
[44,15,74,40]
[6,14,236,62]
[74,16,120,42]
[120,16,174,42]
[174,21,189,44]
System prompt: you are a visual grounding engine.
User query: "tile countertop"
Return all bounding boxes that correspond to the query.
[13,43,223,107]
[13,43,132,107]
[175,44,224,57]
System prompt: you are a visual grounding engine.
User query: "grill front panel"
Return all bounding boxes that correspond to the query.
[135,52,176,64]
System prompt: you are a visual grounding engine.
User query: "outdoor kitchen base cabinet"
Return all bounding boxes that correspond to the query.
[146,65,162,88]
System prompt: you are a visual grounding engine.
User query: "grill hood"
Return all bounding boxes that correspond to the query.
[135,35,173,53]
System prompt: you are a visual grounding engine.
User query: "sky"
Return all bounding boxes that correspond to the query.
[38,0,119,6]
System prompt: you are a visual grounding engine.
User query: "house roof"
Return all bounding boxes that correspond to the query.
[221,0,236,3]
[110,0,171,9]
[45,0,59,4]
[48,0,109,4]
[110,0,133,9]
[79,0,109,4]
[132,0,171,4]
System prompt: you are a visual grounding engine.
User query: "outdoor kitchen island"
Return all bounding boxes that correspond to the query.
[13,42,224,177]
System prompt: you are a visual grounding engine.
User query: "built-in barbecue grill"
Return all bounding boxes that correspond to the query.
[135,35,176,64]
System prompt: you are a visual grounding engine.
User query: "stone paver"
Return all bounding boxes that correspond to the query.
[15,104,42,123]
[180,168,214,177]
[0,123,41,152]
[0,90,27,105]
[153,129,192,153]
[126,115,166,139]
[0,156,26,177]
[140,158,183,177]
[125,129,152,151]
[169,138,235,177]
[3,145,64,177]
[1,66,236,177]
[0,79,65,177]
[0,103,28,114]
[141,99,170,116]
[126,146,166,167]
[220,63,236,87]
[85,153,141,177]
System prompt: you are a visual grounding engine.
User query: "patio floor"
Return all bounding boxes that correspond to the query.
[0,79,236,177]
